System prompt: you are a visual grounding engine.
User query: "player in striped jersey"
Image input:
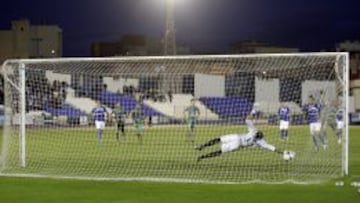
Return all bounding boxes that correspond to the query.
[278,103,291,140]
[91,101,108,143]
[303,95,326,150]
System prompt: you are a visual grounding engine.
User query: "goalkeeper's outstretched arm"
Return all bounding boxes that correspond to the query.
[256,139,284,155]
[256,139,295,161]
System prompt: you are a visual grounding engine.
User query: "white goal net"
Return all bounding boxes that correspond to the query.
[0,53,349,184]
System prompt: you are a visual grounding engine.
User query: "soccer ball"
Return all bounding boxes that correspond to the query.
[283,150,295,161]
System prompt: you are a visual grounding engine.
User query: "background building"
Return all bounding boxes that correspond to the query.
[91,34,190,57]
[337,41,360,116]
[228,40,299,54]
[0,19,62,63]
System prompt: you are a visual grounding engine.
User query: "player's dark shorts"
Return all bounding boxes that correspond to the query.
[135,123,144,133]
[328,121,337,130]
[188,118,196,129]
[117,120,125,132]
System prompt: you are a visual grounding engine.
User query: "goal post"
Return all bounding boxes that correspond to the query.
[0,53,349,184]
[344,53,350,176]
[19,63,26,168]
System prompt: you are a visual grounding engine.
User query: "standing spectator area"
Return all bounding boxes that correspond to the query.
[99,90,163,117]
[144,94,218,120]
[199,96,252,120]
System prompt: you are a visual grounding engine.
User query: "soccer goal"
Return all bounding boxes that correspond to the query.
[0,53,349,184]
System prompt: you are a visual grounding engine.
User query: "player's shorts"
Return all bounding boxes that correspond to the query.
[336,120,344,130]
[309,122,321,134]
[328,121,337,131]
[279,120,289,130]
[95,120,105,129]
[117,120,125,127]
[135,124,144,133]
[188,118,196,129]
[220,134,241,153]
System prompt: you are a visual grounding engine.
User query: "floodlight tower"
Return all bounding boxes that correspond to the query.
[164,0,176,55]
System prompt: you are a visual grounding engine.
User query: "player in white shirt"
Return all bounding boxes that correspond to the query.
[248,103,260,123]
[91,101,108,144]
[195,120,289,162]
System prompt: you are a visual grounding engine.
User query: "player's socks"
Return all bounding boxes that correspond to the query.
[312,134,320,151]
[187,133,193,143]
[197,150,222,161]
[336,130,341,139]
[320,131,328,147]
[116,132,119,141]
[336,130,342,144]
[336,130,341,137]
[284,130,288,139]
[188,128,195,142]
[280,130,285,139]
[190,131,195,143]
[137,134,143,144]
[196,138,221,150]
[97,130,102,143]
[188,131,192,141]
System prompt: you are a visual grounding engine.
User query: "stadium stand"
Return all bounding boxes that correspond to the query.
[254,101,302,115]
[199,96,252,119]
[65,93,102,114]
[99,91,163,117]
[44,102,86,118]
[144,94,218,120]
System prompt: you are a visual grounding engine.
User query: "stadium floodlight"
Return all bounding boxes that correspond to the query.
[164,0,177,55]
[0,53,349,184]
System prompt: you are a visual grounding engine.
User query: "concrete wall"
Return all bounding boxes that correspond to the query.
[349,96,355,113]
[301,80,336,104]
[0,31,13,62]
[194,74,225,98]
[45,70,71,84]
[12,19,30,58]
[255,77,279,103]
[351,79,360,111]
[103,77,139,93]
[30,26,62,57]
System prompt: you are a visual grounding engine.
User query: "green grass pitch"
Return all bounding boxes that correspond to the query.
[0,125,360,203]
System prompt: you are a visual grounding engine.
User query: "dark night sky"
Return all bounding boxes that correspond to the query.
[0,0,359,56]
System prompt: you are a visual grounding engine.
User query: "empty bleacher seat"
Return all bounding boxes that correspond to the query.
[199,97,252,119]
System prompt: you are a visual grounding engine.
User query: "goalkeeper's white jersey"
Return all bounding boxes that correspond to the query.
[237,133,275,151]
[220,120,275,153]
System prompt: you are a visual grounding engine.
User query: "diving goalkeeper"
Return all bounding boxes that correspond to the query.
[195,119,294,162]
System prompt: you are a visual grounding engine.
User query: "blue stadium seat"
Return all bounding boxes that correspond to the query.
[99,91,163,117]
[45,103,86,118]
[199,96,252,119]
